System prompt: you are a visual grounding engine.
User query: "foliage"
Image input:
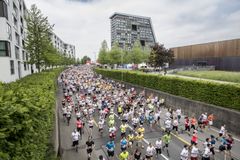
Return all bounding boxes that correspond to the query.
[25,4,53,72]
[98,40,110,64]
[97,40,151,65]
[80,55,91,64]
[95,68,240,110]
[128,41,144,64]
[0,68,63,160]
[25,4,75,71]
[176,70,240,83]
[148,43,174,68]
[109,42,123,65]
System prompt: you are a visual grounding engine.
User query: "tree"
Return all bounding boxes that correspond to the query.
[128,41,144,64]
[25,4,53,72]
[109,42,123,66]
[98,40,110,64]
[81,56,91,64]
[148,43,174,68]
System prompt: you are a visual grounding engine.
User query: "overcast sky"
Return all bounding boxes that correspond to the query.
[24,0,240,60]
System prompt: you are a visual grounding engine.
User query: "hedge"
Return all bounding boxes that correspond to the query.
[95,68,240,111]
[0,68,63,160]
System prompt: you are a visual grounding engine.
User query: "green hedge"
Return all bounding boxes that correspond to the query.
[0,68,63,160]
[95,68,240,111]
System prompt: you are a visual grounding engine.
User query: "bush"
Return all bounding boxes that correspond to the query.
[0,68,63,160]
[95,68,240,110]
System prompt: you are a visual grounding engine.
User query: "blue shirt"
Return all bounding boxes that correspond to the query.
[120,139,127,147]
[106,141,115,151]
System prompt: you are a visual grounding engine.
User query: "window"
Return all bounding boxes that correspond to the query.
[13,2,18,18]
[10,60,14,74]
[13,15,17,28]
[0,0,8,20]
[15,32,20,46]
[7,23,11,40]
[15,46,19,59]
[22,50,25,60]
[24,62,27,71]
[0,41,11,57]
[132,24,137,31]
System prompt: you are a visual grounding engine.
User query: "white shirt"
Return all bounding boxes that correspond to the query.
[155,140,162,149]
[173,119,178,126]
[180,148,189,160]
[203,147,211,158]
[98,120,104,129]
[219,126,225,134]
[76,112,81,118]
[165,119,172,128]
[146,146,155,156]
[191,146,199,158]
[165,112,171,120]
[176,109,181,116]
[72,131,80,141]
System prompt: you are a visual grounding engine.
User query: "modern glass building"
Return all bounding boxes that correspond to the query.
[110,12,156,50]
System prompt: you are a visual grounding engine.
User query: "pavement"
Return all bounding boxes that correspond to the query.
[57,80,240,160]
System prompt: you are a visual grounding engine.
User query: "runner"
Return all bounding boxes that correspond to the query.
[155,137,162,158]
[86,136,95,160]
[180,145,189,160]
[76,118,83,138]
[146,143,155,160]
[162,132,171,157]
[190,143,199,160]
[120,136,128,151]
[119,150,129,160]
[106,140,115,160]
[71,129,80,152]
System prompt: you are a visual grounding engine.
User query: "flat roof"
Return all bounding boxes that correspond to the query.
[171,38,240,49]
[110,12,151,20]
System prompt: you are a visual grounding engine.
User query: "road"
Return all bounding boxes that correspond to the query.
[57,67,240,160]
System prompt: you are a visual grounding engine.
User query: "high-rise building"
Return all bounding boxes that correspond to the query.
[0,0,33,83]
[50,32,76,58]
[110,12,156,50]
[0,0,76,83]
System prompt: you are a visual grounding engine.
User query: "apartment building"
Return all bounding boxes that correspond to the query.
[0,0,33,83]
[110,12,156,50]
[50,32,76,58]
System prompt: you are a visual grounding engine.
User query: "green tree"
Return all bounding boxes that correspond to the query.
[148,43,174,68]
[25,4,53,72]
[98,40,110,64]
[109,42,123,65]
[81,55,91,64]
[128,41,144,64]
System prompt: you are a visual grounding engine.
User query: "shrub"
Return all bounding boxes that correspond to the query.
[0,68,63,160]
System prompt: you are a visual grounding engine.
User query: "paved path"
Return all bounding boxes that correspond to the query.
[57,69,240,160]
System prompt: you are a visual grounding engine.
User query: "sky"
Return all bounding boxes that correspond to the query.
[24,0,240,60]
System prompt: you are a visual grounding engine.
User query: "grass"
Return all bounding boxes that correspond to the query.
[175,70,240,83]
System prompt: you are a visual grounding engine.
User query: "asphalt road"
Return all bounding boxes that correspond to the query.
[57,70,240,160]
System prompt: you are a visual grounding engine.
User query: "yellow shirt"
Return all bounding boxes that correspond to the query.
[119,151,129,160]
[137,127,145,134]
[135,134,144,141]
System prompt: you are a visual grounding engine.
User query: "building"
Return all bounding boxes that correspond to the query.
[0,0,75,83]
[110,12,156,50]
[0,0,33,83]
[171,39,240,71]
[50,32,76,58]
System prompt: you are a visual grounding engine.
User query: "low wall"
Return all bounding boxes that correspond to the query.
[112,79,240,135]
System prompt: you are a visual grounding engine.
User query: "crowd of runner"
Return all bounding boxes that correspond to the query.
[59,66,234,160]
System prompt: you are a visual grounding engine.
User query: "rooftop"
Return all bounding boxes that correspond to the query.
[109,12,151,20]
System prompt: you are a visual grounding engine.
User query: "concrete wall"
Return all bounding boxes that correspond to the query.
[115,80,240,135]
